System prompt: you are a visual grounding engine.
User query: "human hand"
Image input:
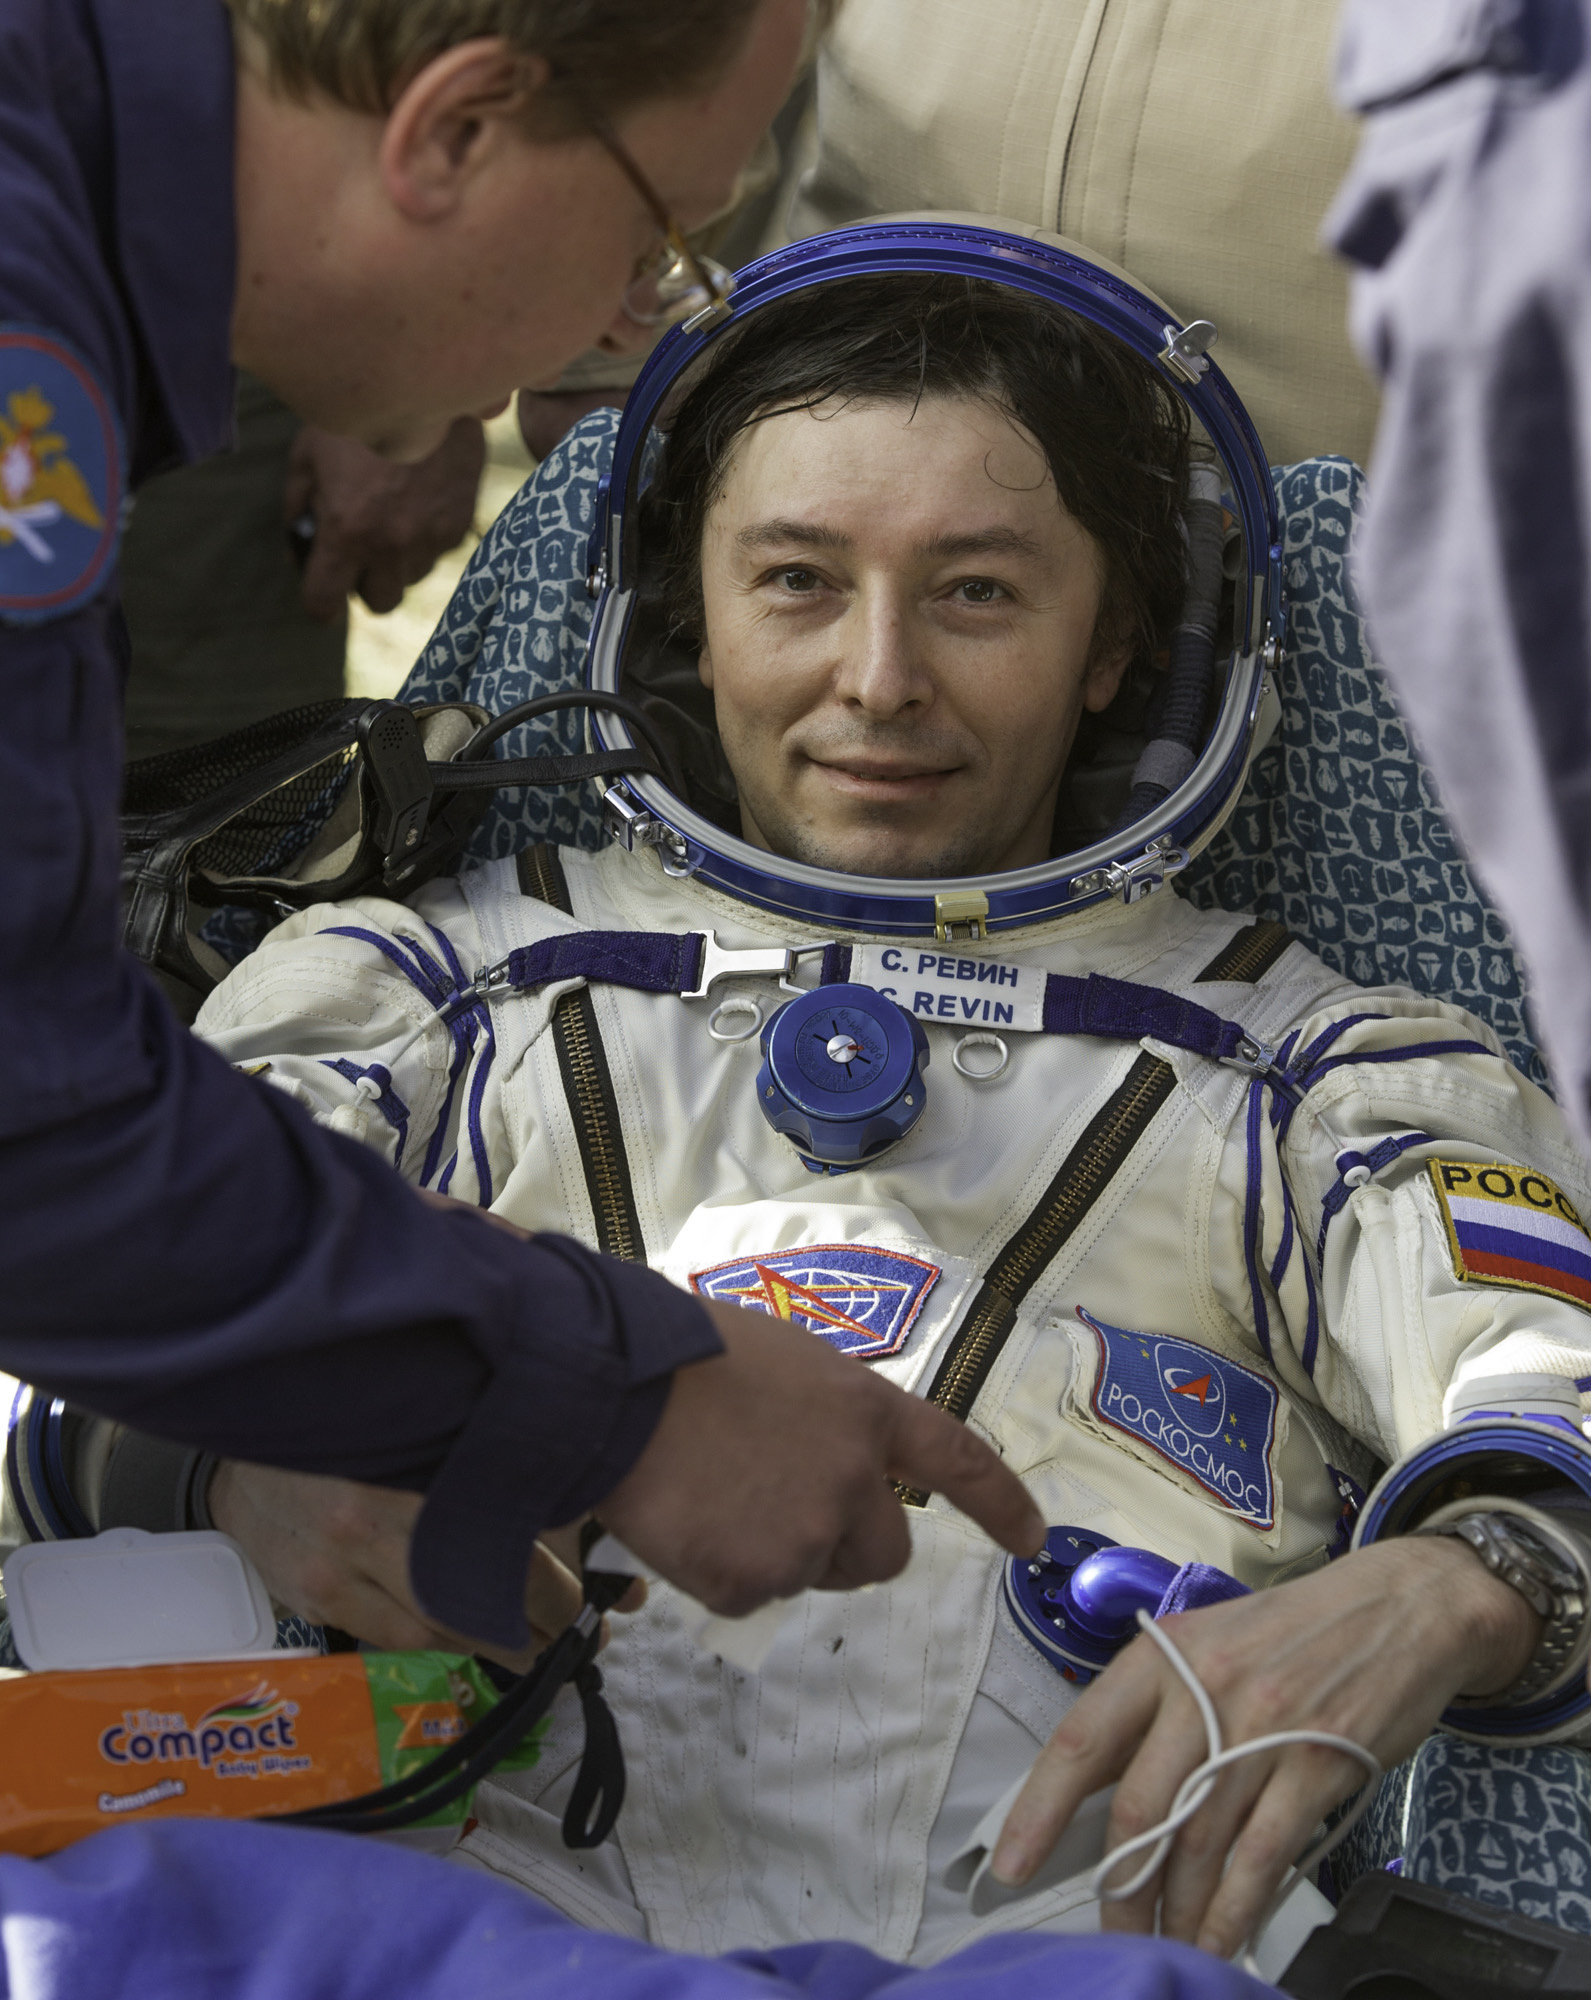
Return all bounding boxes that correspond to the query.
[597,1301,1045,1617]
[208,1461,639,1672]
[284,417,485,620]
[989,1536,1540,1958]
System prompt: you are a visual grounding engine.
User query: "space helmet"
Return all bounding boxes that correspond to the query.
[582,218,1283,943]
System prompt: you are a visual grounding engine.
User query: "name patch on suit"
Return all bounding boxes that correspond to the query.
[1081,1308,1280,1529]
[1430,1160,1591,1310]
[848,944,1045,1032]
[690,1244,940,1360]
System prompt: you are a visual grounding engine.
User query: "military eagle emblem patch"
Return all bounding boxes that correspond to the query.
[0,326,123,624]
[1080,1307,1280,1529]
[1429,1161,1591,1310]
[689,1243,940,1359]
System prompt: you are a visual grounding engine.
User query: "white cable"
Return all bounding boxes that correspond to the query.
[1089,1611,1382,1958]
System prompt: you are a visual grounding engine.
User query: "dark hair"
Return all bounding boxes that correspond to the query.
[226,0,811,130]
[642,272,1192,673]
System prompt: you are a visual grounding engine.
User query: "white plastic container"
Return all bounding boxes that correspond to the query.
[3,1528,280,1671]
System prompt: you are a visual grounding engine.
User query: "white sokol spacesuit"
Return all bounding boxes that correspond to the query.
[125,228,1591,1960]
[191,830,1591,1959]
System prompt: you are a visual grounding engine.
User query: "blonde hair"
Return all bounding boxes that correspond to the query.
[225,0,781,128]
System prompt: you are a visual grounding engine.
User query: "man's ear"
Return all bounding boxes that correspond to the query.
[1081,638,1132,714]
[697,643,715,691]
[379,39,550,223]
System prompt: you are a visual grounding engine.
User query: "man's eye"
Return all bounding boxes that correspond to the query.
[775,568,821,593]
[955,578,1005,604]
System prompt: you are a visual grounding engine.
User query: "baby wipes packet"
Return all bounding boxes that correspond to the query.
[0,1650,543,1856]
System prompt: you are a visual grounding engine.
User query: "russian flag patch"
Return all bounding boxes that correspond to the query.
[1430,1161,1591,1310]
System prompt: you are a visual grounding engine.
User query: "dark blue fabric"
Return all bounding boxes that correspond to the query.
[0,0,721,1650]
[503,930,705,997]
[0,1822,1278,2000]
[1040,974,1247,1062]
[1154,1563,1252,1620]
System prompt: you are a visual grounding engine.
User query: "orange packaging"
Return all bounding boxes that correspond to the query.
[0,1650,540,1857]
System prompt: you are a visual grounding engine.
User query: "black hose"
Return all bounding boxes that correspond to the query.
[456,690,688,800]
[1109,470,1227,835]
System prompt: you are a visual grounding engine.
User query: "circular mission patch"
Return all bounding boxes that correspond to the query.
[0,325,123,624]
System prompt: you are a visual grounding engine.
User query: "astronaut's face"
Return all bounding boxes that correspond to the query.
[696,394,1131,879]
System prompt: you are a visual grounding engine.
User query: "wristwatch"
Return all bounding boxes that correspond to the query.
[1417,1502,1591,1708]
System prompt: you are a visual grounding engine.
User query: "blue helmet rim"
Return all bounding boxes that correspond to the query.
[586,221,1283,938]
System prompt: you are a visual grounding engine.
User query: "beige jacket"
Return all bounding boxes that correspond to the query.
[786,0,1373,467]
[563,3,1373,468]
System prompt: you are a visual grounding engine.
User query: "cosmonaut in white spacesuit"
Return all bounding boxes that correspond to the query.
[68,229,1591,1965]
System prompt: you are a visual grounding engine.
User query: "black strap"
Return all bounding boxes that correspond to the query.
[274,1555,635,1838]
[562,1660,626,1849]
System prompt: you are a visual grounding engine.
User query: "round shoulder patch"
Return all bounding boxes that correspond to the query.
[0,325,124,624]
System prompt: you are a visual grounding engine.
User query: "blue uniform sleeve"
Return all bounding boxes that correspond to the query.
[0,0,721,1651]
[0,611,720,1649]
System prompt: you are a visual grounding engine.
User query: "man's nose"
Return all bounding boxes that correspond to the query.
[832,590,933,717]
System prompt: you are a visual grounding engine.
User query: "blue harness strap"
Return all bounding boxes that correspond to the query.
[492,931,704,1007]
[1040,973,1252,1063]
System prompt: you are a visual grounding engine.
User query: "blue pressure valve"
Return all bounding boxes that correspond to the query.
[1004,1529,1181,1685]
[757,982,930,1174]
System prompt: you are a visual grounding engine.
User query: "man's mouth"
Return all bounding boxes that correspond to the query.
[807,756,963,802]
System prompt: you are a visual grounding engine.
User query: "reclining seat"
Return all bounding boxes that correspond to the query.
[1178,454,1549,1094]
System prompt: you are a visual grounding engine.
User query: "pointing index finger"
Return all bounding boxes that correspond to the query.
[886,1393,1044,1558]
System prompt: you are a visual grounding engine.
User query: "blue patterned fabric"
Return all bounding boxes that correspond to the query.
[399,439,1548,1089]
[1180,457,1547,1088]
[1333,1739,1591,1936]
[399,409,619,858]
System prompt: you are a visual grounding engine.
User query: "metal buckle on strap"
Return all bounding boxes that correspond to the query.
[681,933,834,1001]
[1224,1034,1277,1078]
[450,958,516,1013]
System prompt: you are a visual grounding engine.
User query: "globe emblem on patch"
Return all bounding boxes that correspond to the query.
[1156,1343,1227,1439]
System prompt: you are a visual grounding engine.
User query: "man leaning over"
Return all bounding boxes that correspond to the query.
[0,0,1042,1658]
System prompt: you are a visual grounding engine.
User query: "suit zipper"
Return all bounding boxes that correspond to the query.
[1193,920,1292,986]
[552,986,645,1263]
[517,846,646,1262]
[899,1050,1179,1504]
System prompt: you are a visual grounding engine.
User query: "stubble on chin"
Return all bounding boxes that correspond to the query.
[748,801,1003,880]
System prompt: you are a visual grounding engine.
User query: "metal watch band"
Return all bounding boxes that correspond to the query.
[1420,1508,1590,1708]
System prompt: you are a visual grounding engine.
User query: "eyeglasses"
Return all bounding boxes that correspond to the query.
[582,112,736,331]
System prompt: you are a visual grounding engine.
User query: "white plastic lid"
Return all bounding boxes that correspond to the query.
[3,1528,280,1671]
